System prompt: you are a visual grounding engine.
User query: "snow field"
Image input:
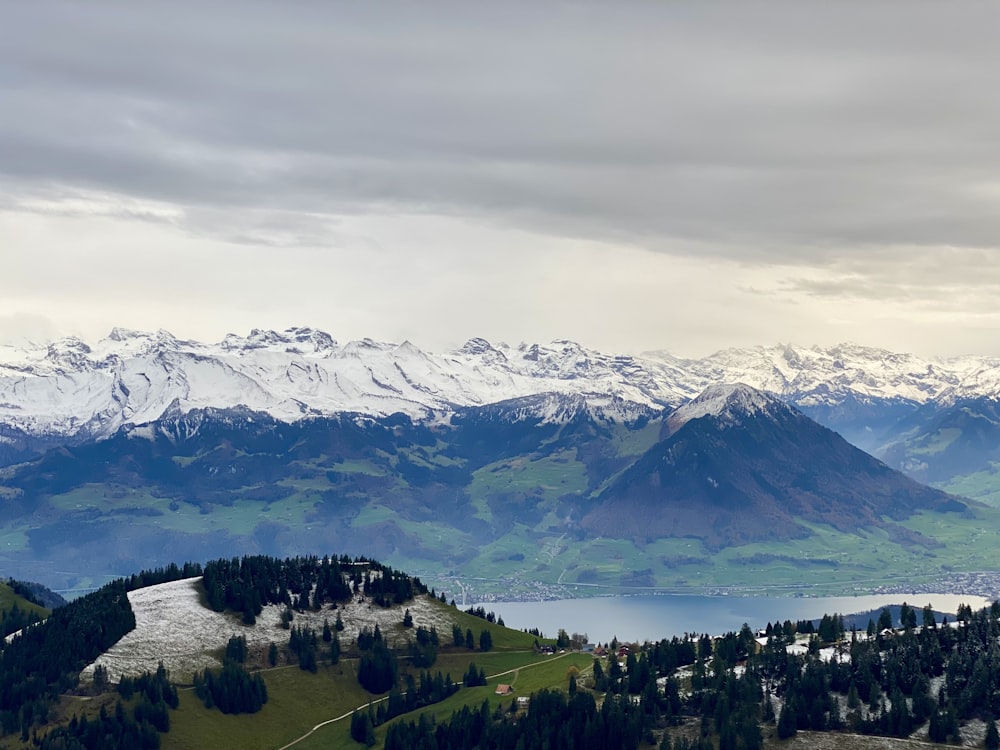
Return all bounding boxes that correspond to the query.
[81,577,458,683]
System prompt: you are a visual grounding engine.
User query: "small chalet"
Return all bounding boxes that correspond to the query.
[495,684,514,696]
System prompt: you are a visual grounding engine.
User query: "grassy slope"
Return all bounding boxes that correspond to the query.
[0,580,49,620]
[294,652,595,750]
[6,414,1000,598]
[7,483,1000,598]
[163,598,557,750]
[938,464,1000,507]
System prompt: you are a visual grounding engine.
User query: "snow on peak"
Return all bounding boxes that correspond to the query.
[108,327,143,342]
[455,338,509,366]
[459,338,497,355]
[6,330,1000,442]
[667,383,783,433]
[220,327,337,354]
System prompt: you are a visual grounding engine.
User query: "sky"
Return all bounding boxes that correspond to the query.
[4,2,1000,357]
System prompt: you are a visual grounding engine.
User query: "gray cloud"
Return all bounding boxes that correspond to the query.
[5,2,1000,261]
[5,2,1000,357]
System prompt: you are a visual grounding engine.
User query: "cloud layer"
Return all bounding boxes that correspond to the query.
[3,2,1000,354]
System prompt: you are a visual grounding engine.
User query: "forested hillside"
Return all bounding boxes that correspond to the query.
[384,605,1000,750]
[5,555,1000,749]
[0,579,51,640]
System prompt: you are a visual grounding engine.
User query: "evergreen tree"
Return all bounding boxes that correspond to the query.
[193,661,267,714]
[878,608,893,631]
[923,604,937,630]
[225,634,248,663]
[358,640,398,693]
[777,702,797,739]
[987,718,1000,750]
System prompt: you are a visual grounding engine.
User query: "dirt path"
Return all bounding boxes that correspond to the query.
[273,652,573,750]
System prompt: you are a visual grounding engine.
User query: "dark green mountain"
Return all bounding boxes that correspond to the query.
[0,387,985,596]
[584,384,967,550]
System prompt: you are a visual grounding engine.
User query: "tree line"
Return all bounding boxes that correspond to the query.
[201,554,427,624]
[385,688,654,750]
[37,664,178,750]
[0,581,136,740]
[351,669,461,745]
[374,600,1000,750]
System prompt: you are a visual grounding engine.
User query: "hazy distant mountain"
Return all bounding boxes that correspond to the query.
[873,396,1000,505]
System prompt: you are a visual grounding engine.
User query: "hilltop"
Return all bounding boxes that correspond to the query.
[5,554,1000,750]
[0,555,583,750]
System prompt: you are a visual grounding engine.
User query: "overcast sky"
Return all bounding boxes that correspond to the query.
[3,2,1000,357]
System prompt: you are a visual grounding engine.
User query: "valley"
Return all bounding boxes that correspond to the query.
[6,331,1000,748]
[9,0,1000,745]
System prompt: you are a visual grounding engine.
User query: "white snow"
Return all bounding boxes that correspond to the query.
[81,577,460,683]
[4,330,1000,440]
[667,383,779,433]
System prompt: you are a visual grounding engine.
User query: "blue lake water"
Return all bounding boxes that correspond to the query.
[486,593,992,644]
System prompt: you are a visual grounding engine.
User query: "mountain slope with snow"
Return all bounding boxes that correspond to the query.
[4,328,1000,452]
[0,328,690,440]
[588,384,967,548]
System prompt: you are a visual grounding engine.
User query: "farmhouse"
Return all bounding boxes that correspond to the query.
[495,684,514,696]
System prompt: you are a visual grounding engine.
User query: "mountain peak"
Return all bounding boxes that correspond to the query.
[667,383,783,433]
[456,337,509,365]
[458,337,496,355]
[107,327,144,342]
[220,327,337,353]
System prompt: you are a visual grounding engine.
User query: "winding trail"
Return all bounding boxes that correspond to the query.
[273,651,573,750]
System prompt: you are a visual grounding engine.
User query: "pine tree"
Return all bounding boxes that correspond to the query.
[776,702,797,739]
[986,718,1000,750]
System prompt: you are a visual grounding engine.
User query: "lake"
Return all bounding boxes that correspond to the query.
[485,593,992,643]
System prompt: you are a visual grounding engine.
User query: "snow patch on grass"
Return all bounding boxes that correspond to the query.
[81,577,458,683]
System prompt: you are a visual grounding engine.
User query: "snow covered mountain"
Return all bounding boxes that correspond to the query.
[2,327,1000,447]
[0,328,687,440]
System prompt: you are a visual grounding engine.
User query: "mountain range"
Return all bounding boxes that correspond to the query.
[2,328,999,502]
[2,329,997,598]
